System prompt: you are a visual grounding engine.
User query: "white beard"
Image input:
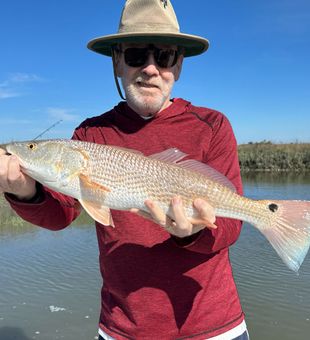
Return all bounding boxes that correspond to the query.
[121,77,173,117]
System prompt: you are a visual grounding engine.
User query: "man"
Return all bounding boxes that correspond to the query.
[0,0,248,339]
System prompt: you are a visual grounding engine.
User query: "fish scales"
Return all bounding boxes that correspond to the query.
[85,143,211,213]
[60,140,245,215]
[4,139,310,272]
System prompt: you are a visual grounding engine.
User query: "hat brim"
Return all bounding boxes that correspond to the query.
[87,32,209,57]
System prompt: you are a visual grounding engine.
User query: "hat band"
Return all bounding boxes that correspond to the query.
[118,23,179,34]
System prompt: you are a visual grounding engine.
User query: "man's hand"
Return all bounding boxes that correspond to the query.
[0,148,36,200]
[131,196,217,238]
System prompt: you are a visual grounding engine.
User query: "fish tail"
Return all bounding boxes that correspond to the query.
[254,200,310,272]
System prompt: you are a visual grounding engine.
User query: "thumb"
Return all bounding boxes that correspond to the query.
[192,198,217,229]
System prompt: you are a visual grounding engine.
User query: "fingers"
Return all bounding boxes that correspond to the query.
[0,153,36,199]
[0,155,20,190]
[0,153,10,193]
[144,198,189,236]
[144,200,168,227]
[170,196,194,233]
[191,198,217,229]
[7,156,23,183]
[130,204,178,234]
[145,197,217,237]
[130,197,217,238]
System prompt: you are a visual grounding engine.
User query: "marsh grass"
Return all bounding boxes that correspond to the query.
[0,195,35,236]
[238,142,310,171]
[0,195,92,237]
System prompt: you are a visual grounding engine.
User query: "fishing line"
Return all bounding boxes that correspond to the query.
[33,120,63,140]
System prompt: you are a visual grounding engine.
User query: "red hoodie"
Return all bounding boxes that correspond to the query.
[7,98,244,339]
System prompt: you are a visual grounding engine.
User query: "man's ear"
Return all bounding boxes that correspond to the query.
[174,55,183,81]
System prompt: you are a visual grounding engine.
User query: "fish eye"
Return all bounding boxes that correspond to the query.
[27,143,37,150]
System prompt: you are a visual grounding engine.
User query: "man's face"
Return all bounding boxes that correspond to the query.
[114,43,183,117]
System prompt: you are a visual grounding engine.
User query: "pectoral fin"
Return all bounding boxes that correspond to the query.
[79,199,115,227]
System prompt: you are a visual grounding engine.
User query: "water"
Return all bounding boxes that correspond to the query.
[230,172,310,340]
[0,173,310,340]
[0,220,101,340]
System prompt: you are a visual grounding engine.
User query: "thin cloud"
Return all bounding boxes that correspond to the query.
[8,72,44,83]
[0,72,44,100]
[0,88,20,99]
[47,107,80,122]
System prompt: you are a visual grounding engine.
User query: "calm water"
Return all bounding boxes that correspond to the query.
[0,173,310,340]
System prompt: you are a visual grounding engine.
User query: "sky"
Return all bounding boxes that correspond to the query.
[0,0,309,144]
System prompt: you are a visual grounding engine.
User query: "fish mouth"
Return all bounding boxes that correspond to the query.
[0,143,12,156]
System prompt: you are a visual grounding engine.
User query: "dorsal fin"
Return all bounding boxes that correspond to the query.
[176,159,236,192]
[149,148,187,163]
[149,148,236,192]
[114,146,143,155]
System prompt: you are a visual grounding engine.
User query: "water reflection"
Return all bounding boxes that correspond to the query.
[242,171,310,185]
[241,171,310,201]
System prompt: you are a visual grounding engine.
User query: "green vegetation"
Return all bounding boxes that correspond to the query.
[0,195,35,235]
[238,142,310,171]
[0,195,92,236]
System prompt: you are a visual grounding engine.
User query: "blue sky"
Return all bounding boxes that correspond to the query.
[0,0,309,144]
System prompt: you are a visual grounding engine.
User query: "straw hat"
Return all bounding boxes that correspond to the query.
[87,0,209,57]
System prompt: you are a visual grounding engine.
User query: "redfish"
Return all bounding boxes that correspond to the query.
[4,139,310,272]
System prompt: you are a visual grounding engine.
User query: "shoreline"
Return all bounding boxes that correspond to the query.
[238,142,310,172]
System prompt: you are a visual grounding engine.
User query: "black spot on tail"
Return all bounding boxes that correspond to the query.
[268,203,278,212]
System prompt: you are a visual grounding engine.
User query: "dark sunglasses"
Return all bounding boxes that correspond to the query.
[115,44,179,68]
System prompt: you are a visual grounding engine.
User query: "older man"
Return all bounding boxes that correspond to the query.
[0,1,248,339]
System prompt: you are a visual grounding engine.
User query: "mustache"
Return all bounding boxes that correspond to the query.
[135,77,161,88]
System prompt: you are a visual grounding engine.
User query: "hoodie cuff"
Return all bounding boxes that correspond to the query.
[5,182,45,205]
[171,230,203,247]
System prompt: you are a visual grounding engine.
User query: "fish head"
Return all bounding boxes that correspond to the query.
[5,140,88,188]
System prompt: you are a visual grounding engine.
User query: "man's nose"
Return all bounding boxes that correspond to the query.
[141,53,160,76]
